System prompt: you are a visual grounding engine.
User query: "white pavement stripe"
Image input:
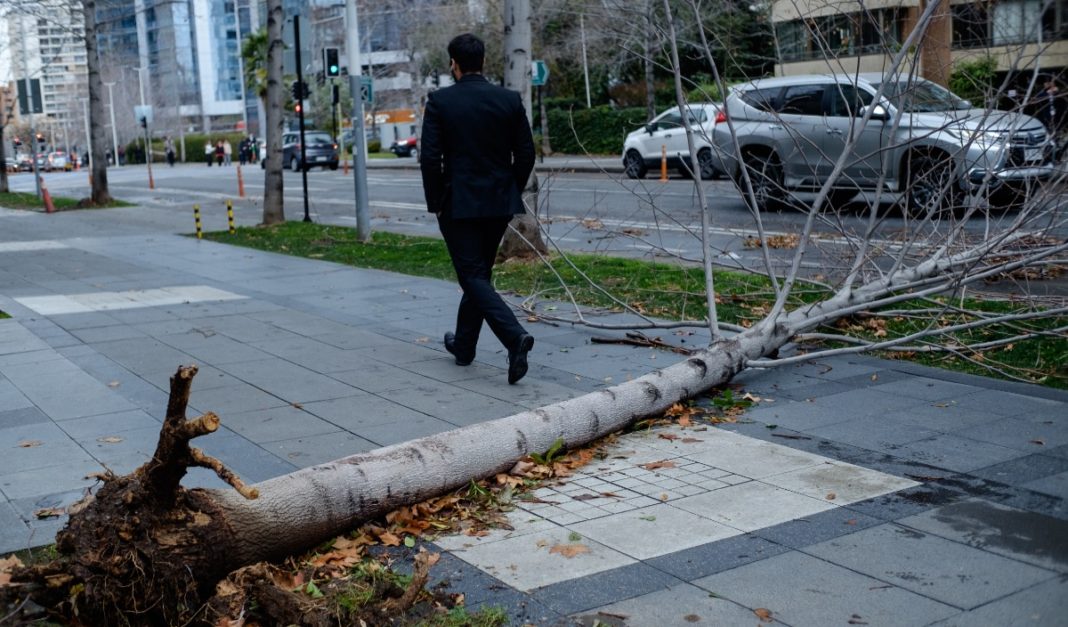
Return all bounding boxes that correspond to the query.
[15,285,246,316]
[0,240,70,252]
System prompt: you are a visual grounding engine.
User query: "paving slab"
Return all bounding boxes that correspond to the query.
[802,523,1056,609]
[927,575,1068,626]
[693,550,959,626]
[574,583,769,626]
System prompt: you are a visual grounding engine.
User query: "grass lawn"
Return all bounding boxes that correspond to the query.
[202,222,1067,389]
[0,191,133,211]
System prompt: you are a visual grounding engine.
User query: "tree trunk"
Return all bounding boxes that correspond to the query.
[500,0,547,258]
[261,0,285,225]
[645,0,657,122]
[83,0,112,205]
[0,125,9,194]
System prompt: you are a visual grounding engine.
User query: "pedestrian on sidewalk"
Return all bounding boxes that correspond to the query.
[165,136,176,167]
[215,141,224,166]
[205,140,214,167]
[223,139,233,166]
[420,33,537,384]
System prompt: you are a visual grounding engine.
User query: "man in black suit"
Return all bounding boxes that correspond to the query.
[420,33,537,384]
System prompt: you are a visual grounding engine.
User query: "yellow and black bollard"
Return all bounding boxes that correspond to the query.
[226,199,236,234]
[193,204,202,239]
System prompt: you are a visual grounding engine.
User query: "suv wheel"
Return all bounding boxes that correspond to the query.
[289,155,300,171]
[624,150,647,179]
[698,148,718,180]
[742,152,786,212]
[905,153,962,215]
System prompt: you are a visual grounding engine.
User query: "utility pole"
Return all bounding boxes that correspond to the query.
[19,14,42,199]
[294,15,311,222]
[345,0,370,242]
[581,14,591,108]
[105,82,120,166]
[234,0,249,133]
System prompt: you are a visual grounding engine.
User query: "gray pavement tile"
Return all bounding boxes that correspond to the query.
[246,337,366,374]
[141,363,239,392]
[377,381,522,427]
[530,562,680,615]
[802,523,1055,609]
[734,390,913,432]
[326,361,446,394]
[79,426,162,466]
[888,433,1026,473]
[693,550,959,626]
[927,576,1068,627]
[299,392,435,432]
[942,388,1067,419]
[753,504,885,549]
[0,407,50,429]
[768,379,856,401]
[574,583,765,627]
[349,338,443,365]
[0,349,66,367]
[105,307,181,325]
[843,483,964,522]
[1046,444,1068,460]
[711,422,877,463]
[970,454,1068,487]
[262,431,379,466]
[195,433,298,482]
[8,489,87,526]
[959,416,1068,452]
[0,500,33,554]
[219,359,360,404]
[898,498,1068,574]
[69,324,148,343]
[643,533,790,581]
[91,337,197,373]
[157,331,272,365]
[885,401,1019,433]
[354,415,458,447]
[222,405,341,443]
[48,312,123,330]
[57,409,161,440]
[807,414,943,452]
[41,333,85,349]
[395,355,505,384]
[871,377,986,402]
[0,422,96,475]
[453,370,584,408]
[425,552,564,625]
[183,315,305,344]
[1021,471,1068,499]
[0,378,35,411]
[569,505,741,560]
[0,457,102,500]
[186,377,292,416]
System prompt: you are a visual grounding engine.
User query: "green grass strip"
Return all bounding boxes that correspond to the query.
[0,190,134,210]
[202,222,1066,389]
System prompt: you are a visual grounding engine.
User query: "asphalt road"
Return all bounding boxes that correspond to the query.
[7,161,1065,299]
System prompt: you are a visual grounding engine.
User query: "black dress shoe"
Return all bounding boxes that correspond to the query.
[508,333,534,384]
[444,332,473,366]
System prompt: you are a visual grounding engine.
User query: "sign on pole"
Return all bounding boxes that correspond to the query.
[134,105,154,126]
[531,60,549,87]
[16,78,43,115]
[360,76,373,104]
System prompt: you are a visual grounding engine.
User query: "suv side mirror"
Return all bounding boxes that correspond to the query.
[863,104,890,121]
[645,123,657,134]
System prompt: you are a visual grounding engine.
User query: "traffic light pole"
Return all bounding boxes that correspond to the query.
[345,0,370,242]
[294,14,311,223]
[19,16,42,199]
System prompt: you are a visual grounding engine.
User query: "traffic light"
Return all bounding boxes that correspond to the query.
[290,80,309,101]
[140,117,147,129]
[324,48,340,77]
[294,102,302,114]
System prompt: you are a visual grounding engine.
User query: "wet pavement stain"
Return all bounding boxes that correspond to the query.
[931,500,1068,566]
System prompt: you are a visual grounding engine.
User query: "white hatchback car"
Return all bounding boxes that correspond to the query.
[622,103,725,179]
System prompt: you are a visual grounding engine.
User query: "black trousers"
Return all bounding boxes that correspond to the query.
[437,214,526,356]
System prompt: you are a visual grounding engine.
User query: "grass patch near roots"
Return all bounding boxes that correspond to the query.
[0,191,133,211]
[0,311,9,319]
[202,222,1066,389]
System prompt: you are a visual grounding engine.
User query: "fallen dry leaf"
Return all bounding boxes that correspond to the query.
[641,460,677,470]
[107,380,121,388]
[572,493,601,501]
[97,436,124,444]
[684,615,701,623]
[549,543,591,559]
[826,492,837,500]
[35,507,65,519]
[17,440,43,448]
[291,402,303,409]
[1031,439,1046,446]
[754,608,773,622]
[658,433,680,441]
[681,438,703,444]
[415,337,430,344]
[677,414,692,428]
[0,555,24,586]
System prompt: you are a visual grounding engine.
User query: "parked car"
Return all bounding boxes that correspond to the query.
[3,157,18,173]
[17,153,33,171]
[389,136,419,159]
[281,131,339,171]
[622,103,724,179]
[711,73,1055,212]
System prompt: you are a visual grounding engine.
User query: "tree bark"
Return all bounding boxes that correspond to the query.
[500,0,547,258]
[261,0,285,225]
[83,0,112,205]
[0,124,9,194]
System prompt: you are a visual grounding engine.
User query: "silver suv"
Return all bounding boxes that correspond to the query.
[712,73,1055,212]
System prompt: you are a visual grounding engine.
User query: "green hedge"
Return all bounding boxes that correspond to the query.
[545,106,648,155]
[122,133,247,164]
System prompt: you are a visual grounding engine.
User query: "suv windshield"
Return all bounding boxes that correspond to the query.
[872,80,971,112]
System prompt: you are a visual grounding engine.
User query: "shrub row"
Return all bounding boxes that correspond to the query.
[542,106,648,155]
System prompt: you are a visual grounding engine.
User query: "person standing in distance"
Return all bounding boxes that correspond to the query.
[420,33,537,384]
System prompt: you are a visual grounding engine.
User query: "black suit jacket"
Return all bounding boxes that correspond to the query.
[420,74,536,219]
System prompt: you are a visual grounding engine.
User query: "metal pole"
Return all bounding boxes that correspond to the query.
[345,0,370,241]
[580,18,593,108]
[19,15,42,199]
[294,15,311,222]
[106,82,120,167]
[234,0,249,133]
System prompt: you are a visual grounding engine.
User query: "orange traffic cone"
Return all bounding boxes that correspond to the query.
[39,177,55,213]
[659,145,668,182]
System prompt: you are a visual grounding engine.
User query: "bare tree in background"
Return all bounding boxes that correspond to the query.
[261,0,285,225]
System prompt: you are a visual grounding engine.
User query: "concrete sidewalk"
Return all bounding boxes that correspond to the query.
[0,203,1065,625]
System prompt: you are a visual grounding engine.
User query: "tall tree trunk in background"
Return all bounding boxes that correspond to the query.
[645,0,657,121]
[261,0,285,225]
[83,0,112,205]
[499,0,547,258]
[0,124,9,194]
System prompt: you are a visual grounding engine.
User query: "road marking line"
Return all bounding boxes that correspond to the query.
[15,285,246,316]
[0,240,69,252]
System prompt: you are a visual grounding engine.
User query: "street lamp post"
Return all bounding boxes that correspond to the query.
[105,82,120,166]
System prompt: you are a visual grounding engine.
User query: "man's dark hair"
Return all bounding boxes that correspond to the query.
[448,33,485,74]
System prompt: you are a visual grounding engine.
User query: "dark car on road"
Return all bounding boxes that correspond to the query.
[281,131,339,171]
[389,136,418,159]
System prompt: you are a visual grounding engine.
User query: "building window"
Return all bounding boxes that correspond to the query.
[775,8,902,62]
